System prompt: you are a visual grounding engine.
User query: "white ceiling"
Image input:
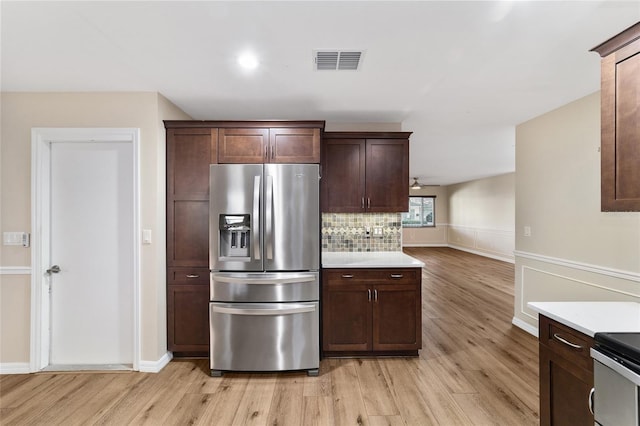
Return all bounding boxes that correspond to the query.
[2,1,639,185]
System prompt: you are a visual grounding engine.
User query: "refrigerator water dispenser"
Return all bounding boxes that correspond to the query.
[219,214,250,258]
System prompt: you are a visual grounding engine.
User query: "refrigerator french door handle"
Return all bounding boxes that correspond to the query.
[266,174,274,260]
[253,175,261,260]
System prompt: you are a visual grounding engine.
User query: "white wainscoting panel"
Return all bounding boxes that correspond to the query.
[514,250,640,334]
[447,225,515,262]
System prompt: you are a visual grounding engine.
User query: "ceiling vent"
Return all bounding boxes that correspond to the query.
[314,50,363,71]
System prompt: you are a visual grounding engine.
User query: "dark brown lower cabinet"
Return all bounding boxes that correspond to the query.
[322,268,421,356]
[167,268,210,356]
[538,315,594,426]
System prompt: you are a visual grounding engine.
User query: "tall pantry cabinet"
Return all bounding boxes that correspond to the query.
[166,127,217,355]
[165,121,324,356]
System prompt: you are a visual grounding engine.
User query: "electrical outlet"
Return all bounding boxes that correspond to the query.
[373,226,383,237]
[524,226,532,237]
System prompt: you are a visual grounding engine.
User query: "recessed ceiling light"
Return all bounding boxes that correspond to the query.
[238,52,258,70]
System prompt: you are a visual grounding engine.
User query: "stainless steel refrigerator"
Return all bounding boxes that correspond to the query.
[209,164,320,376]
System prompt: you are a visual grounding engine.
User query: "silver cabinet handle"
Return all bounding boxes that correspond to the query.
[588,388,595,415]
[361,197,365,209]
[553,333,583,349]
[264,145,268,160]
[186,274,199,278]
[390,274,403,279]
[367,289,371,302]
[341,274,354,278]
[367,197,371,209]
[46,265,60,274]
[374,289,378,301]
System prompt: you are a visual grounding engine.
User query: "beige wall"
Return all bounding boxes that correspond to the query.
[0,92,191,367]
[402,185,449,246]
[403,174,515,262]
[514,92,640,331]
[446,173,515,262]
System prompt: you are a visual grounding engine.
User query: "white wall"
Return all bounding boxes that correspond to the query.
[514,92,640,331]
[0,92,191,369]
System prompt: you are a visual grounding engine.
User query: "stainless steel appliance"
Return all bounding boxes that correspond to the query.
[209,164,320,376]
[591,333,640,425]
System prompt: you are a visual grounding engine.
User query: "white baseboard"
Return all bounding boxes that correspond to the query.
[402,243,448,247]
[0,362,31,374]
[512,316,538,337]
[138,352,173,373]
[448,244,515,264]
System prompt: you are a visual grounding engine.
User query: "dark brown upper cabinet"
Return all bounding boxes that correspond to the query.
[218,124,321,164]
[321,132,411,213]
[591,22,640,212]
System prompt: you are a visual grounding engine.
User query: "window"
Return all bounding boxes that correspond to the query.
[401,196,435,227]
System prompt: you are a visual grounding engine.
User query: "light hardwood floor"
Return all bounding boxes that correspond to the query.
[0,248,539,425]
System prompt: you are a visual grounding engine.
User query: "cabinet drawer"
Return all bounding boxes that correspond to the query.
[168,267,210,285]
[324,268,419,285]
[539,315,594,371]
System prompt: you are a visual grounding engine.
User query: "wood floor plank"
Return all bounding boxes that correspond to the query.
[378,358,439,425]
[0,248,540,426]
[354,359,399,417]
[368,415,407,426]
[301,395,335,426]
[264,373,306,426]
[303,359,332,397]
[330,359,370,425]
[230,374,277,425]
[129,359,206,425]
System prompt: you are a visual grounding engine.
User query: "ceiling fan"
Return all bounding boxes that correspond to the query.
[410,177,422,190]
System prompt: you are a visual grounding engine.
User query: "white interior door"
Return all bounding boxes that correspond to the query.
[49,141,133,366]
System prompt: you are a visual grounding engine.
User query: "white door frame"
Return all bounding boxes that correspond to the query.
[30,128,141,372]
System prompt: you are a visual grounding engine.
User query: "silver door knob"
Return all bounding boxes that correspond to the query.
[46,265,60,274]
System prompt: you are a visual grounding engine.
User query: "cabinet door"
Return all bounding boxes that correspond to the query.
[600,38,640,211]
[372,283,421,351]
[322,280,372,352]
[167,128,217,267]
[218,128,269,163]
[167,285,210,353]
[321,139,366,212]
[167,128,218,196]
[269,128,320,163]
[365,139,409,212]
[539,343,594,426]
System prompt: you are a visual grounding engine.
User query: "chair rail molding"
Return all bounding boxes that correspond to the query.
[0,266,32,275]
[514,250,640,283]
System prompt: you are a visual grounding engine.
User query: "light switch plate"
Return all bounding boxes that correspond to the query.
[142,229,152,244]
[3,232,26,246]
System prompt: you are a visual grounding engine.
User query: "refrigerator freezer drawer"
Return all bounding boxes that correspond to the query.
[209,302,319,374]
[210,272,319,302]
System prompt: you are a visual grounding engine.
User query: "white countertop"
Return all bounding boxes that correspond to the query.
[528,301,640,337]
[322,251,425,268]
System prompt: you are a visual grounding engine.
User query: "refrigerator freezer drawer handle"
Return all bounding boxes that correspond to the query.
[253,175,261,260]
[211,304,316,316]
[212,275,317,284]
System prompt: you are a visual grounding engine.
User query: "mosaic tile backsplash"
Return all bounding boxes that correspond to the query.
[321,213,403,252]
